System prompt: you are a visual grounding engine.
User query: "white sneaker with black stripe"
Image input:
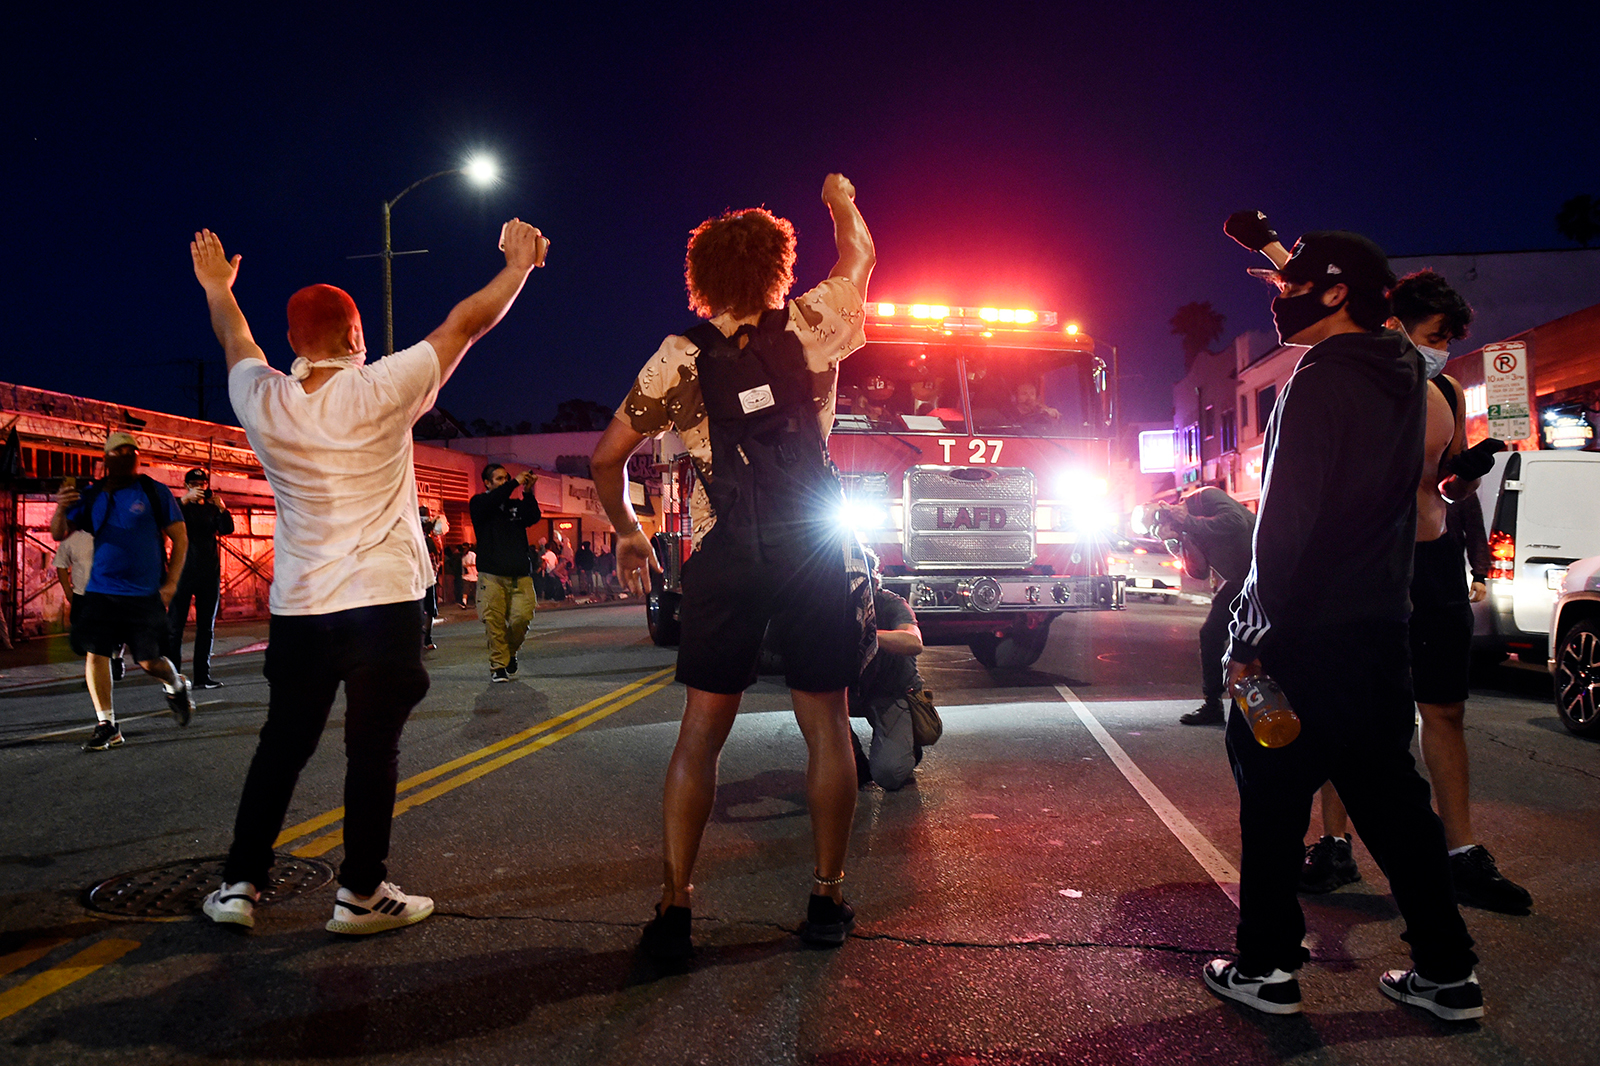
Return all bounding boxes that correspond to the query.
[1202,959,1303,1014]
[325,882,434,934]
[1380,968,1484,1021]
[202,881,259,929]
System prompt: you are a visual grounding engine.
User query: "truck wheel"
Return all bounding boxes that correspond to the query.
[647,590,681,647]
[971,622,1053,670]
[1553,619,1600,737]
[968,634,999,668]
[994,625,1051,668]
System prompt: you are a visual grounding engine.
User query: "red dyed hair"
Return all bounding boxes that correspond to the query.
[286,284,362,354]
[685,208,796,319]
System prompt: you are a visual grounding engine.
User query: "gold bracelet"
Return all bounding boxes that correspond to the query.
[813,869,845,888]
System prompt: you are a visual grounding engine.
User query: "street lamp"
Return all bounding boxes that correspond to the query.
[368,155,499,356]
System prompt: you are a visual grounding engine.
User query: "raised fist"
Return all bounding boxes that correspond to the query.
[1224,210,1279,253]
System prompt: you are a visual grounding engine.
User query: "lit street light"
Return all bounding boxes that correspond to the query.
[356,155,500,356]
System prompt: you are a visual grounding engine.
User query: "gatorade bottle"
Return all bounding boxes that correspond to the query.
[1232,671,1301,748]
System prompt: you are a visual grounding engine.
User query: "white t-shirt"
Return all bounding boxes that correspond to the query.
[52,530,96,594]
[228,343,441,615]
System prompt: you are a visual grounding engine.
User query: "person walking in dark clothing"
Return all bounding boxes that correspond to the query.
[1148,485,1256,725]
[1203,216,1482,1021]
[469,464,541,682]
[168,468,235,688]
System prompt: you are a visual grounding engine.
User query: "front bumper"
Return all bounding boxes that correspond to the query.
[883,573,1123,613]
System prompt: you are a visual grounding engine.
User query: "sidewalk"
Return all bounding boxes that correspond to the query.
[0,594,638,689]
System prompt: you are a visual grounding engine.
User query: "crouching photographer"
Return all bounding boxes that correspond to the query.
[850,550,941,790]
[1135,486,1256,726]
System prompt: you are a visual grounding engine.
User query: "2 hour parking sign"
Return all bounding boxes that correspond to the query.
[1483,340,1531,441]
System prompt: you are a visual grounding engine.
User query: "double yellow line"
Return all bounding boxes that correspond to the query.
[276,666,676,857]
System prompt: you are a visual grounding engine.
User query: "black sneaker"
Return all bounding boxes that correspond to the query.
[1299,834,1361,894]
[196,678,224,690]
[110,656,125,682]
[507,655,518,675]
[639,904,693,968]
[83,721,124,752]
[166,676,195,726]
[491,667,510,683]
[1451,845,1532,914]
[1202,959,1303,1015]
[1380,969,1484,1021]
[799,893,856,948]
[1180,699,1225,725]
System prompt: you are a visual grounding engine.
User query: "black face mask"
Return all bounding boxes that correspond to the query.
[104,453,137,479]
[1271,286,1342,345]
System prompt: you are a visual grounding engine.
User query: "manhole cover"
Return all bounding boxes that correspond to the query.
[84,853,335,919]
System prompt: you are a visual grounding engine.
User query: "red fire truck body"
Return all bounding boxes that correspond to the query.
[647,302,1125,668]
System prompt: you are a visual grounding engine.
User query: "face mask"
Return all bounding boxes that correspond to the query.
[1271,286,1341,345]
[291,352,367,381]
[104,453,137,478]
[1417,345,1448,379]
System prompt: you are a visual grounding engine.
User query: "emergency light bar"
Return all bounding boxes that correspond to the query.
[869,303,1061,329]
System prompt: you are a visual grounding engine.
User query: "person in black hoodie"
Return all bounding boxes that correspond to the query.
[1200,216,1482,1022]
[469,464,541,682]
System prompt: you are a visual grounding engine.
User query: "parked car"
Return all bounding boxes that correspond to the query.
[1470,450,1600,663]
[1549,555,1600,737]
[1107,537,1183,603]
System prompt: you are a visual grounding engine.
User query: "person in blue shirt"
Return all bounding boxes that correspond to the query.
[50,432,196,751]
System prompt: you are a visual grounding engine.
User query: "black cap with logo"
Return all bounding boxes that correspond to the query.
[1249,230,1395,293]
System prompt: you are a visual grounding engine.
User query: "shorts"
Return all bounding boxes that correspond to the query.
[70,591,168,661]
[675,524,866,695]
[1409,536,1473,705]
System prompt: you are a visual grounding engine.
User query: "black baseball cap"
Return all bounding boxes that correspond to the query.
[184,468,208,484]
[1249,230,1395,292]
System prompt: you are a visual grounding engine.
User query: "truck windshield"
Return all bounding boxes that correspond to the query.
[834,344,967,434]
[966,348,1104,439]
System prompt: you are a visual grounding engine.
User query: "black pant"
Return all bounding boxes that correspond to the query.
[422,586,437,646]
[1228,621,1477,980]
[1200,580,1242,701]
[222,601,430,895]
[167,566,221,681]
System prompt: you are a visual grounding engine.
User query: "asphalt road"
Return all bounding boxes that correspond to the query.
[1,598,1595,1065]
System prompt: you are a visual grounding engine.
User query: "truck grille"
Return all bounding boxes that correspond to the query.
[903,466,1035,569]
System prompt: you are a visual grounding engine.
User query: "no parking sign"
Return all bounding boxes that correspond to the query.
[1483,341,1531,441]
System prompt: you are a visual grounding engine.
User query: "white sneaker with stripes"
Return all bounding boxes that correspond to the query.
[202,881,259,929]
[325,882,434,934]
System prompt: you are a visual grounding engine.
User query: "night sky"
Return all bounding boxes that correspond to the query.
[6,3,1596,430]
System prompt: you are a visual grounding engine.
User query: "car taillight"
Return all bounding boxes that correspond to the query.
[1488,530,1514,580]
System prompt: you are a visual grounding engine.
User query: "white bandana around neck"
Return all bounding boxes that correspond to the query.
[290,353,367,381]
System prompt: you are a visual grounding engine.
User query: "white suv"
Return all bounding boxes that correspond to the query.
[1549,555,1600,737]
[1471,450,1600,662]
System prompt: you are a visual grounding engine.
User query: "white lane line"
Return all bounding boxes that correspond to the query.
[1056,685,1240,908]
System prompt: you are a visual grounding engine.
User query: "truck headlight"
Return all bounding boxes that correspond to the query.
[839,501,889,530]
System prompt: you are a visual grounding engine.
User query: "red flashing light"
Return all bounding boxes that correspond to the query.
[866,303,1060,329]
[1488,529,1514,580]
[1133,547,1148,555]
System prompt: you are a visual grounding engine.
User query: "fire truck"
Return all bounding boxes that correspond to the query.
[646,301,1125,668]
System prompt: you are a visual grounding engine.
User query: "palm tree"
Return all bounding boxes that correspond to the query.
[1170,302,1226,368]
[1556,194,1599,247]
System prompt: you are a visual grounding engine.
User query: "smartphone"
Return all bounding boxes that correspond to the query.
[60,476,77,491]
[499,221,509,251]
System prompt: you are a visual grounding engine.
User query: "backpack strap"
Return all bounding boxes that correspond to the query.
[683,322,727,357]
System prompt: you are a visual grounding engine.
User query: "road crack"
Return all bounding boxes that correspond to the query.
[1471,725,1600,782]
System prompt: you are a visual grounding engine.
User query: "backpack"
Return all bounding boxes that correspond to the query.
[684,311,843,554]
[74,474,172,575]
